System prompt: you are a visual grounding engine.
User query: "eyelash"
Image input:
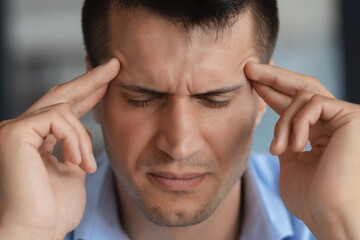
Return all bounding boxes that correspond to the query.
[201,98,230,108]
[128,99,153,108]
[128,98,230,109]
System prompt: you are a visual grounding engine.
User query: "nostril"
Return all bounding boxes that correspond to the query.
[156,131,204,161]
[156,133,168,152]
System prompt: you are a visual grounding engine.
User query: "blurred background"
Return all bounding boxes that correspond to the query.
[0,0,359,155]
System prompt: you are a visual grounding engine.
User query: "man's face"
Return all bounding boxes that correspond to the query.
[95,7,265,226]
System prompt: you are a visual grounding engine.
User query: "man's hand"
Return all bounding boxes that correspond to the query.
[245,62,360,240]
[0,59,120,239]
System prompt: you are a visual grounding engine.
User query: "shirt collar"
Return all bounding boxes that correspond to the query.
[73,152,130,240]
[242,153,294,240]
[73,152,294,240]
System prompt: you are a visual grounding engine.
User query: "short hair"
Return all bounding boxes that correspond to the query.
[82,0,279,67]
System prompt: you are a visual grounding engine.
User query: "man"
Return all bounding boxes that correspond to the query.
[0,0,359,239]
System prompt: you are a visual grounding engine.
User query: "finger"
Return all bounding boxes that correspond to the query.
[86,129,92,142]
[17,107,83,166]
[245,62,334,99]
[70,85,107,118]
[253,82,292,114]
[291,95,357,152]
[23,58,120,116]
[19,103,96,173]
[39,134,57,155]
[60,109,97,173]
[308,123,331,149]
[271,91,314,155]
[0,119,12,127]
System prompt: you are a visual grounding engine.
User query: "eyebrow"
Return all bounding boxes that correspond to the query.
[116,83,243,96]
[194,85,243,97]
[117,83,166,95]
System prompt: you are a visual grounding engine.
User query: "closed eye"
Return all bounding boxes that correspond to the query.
[119,83,241,109]
[198,97,231,108]
[128,96,160,108]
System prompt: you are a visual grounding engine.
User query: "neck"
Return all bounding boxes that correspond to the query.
[116,180,242,240]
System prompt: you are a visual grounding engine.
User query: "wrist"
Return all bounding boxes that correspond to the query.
[0,220,65,240]
[305,207,360,240]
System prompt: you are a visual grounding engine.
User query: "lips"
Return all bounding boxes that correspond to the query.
[148,172,206,191]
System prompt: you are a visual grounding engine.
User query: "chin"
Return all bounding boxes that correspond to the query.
[139,198,219,227]
[133,184,222,227]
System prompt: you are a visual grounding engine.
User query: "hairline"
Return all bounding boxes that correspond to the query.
[90,2,269,66]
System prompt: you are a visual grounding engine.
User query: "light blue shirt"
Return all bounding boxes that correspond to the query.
[65,152,315,240]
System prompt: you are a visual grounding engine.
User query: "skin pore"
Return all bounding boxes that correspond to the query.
[92,6,266,240]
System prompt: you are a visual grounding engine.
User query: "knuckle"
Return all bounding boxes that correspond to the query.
[292,115,303,127]
[303,75,319,89]
[306,75,318,83]
[54,102,72,113]
[295,90,312,100]
[45,103,75,121]
[309,94,324,104]
[353,114,360,125]
[44,84,66,103]
[0,121,11,137]
[274,119,283,133]
[72,108,82,118]
[85,132,93,145]
[0,120,21,142]
[0,119,10,127]
[46,106,65,119]
[47,84,61,94]
[342,103,360,123]
[343,113,360,128]
[79,127,91,143]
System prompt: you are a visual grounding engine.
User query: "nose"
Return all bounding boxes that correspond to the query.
[156,98,204,160]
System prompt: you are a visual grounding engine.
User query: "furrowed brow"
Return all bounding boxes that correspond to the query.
[194,85,243,97]
[117,83,166,95]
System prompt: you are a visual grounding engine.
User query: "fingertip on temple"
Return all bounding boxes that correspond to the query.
[95,57,121,82]
[105,58,121,75]
[107,57,121,69]
[244,61,260,80]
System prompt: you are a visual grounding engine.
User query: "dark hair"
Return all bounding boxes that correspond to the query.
[82,0,279,66]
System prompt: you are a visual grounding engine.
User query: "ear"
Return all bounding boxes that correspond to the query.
[268,58,274,66]
[254,58,273,126]
[254,96,266,126]
[85,56,101,124]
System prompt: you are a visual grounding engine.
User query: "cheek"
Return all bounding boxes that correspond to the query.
[201,93,259,172]
[100,90,157,176]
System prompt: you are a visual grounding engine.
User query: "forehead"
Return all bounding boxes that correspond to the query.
[108,6,257,92]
